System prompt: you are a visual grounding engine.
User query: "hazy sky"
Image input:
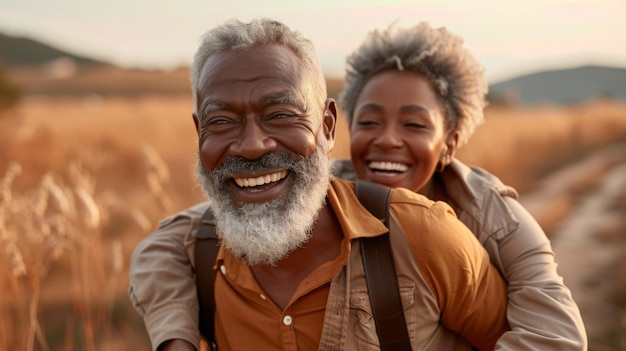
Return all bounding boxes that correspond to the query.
[1,0,624,83]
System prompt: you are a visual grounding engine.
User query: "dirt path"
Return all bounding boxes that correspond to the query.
[519,142,626,350]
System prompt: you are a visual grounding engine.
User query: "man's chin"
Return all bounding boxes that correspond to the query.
[217,201,314,266]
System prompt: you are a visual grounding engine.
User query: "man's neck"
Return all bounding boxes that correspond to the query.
[249,202,343,310]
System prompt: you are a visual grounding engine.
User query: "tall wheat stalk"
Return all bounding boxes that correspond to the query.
[0,139,173,350]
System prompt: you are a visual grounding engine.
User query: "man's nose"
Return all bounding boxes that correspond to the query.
[230,121,277,160]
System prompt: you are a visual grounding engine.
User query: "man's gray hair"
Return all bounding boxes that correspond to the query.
[339,22,487,147]
[191,18,327,115]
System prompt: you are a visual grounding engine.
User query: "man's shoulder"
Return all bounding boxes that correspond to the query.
[130,201,212,267]
[156,201,212,231]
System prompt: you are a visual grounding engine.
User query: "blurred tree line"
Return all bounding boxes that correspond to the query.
[0,61,21,112]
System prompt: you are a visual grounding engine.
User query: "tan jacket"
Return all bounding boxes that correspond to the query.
[129,178,509,350]
[442,159,587,350]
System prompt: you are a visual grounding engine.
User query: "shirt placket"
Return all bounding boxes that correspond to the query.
[318,262,350,350]
[280,307,298,350]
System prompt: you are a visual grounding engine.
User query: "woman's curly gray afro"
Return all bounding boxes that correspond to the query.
[339,22,487,147]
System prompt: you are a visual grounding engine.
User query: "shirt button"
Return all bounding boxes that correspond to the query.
[282,315,293,326]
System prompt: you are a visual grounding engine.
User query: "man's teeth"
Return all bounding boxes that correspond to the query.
[368,161,408,172]
[234,170,288,187]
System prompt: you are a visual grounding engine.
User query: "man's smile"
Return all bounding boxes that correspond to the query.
[233,170,289,188]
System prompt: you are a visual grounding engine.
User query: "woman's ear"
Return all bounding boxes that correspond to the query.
[445,131,459,158]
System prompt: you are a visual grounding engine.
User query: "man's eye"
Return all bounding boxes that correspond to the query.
[269,113,294,120]
[206,117,231,126]
[201,116,235,131]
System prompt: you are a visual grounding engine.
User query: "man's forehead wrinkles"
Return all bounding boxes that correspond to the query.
[199,91,308,116]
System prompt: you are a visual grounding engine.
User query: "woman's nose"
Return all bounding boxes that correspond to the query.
[374,127,402,149]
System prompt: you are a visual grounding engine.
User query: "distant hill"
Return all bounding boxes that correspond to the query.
[3,31,626,104]
[1,31,190,98]
[0,32,110,68]
[489,65,626,105]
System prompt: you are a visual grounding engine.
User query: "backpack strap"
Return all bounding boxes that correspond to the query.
[356,180,413,351]
[195,206,219,351]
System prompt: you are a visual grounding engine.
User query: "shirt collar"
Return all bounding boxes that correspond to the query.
[326,178,389,240]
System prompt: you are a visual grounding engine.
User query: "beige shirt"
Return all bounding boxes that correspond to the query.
[130,178,508,350]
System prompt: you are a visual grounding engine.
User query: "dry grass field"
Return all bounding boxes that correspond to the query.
[1,68,626,350]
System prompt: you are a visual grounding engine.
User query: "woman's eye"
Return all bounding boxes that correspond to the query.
[405,122,426,128]
[356,120,378,126]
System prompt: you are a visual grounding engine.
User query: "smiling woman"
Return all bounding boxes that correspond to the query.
[335,20,588,350]
[350,70,451,196]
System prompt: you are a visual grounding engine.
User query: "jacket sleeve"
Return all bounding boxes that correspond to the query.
[128,216,201,351]
[493,197,587,350]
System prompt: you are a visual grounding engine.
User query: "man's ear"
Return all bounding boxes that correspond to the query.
[322,98,337,149]
[192,113,200,135]
[446,131,459,158]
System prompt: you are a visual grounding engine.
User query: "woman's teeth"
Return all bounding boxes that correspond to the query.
[368,161,408,172]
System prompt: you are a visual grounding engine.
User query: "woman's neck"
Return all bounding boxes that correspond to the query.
[418,177,436,200]
[419,173,447,202]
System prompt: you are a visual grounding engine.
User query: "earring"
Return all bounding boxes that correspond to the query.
[438,155,449,173]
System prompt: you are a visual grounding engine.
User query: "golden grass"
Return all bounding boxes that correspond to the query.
[1,94,626,350]
[457,99,626,193]
[0,160,126,350]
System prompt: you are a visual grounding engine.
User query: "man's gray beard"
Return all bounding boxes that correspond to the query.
[195,141,332,266]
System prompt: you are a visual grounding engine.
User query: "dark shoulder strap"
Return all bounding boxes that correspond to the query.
[355,181,413,351]
[195,206,219,351]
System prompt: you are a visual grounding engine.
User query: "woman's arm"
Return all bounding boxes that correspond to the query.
[129,214,202,351]
[493,197,587,350]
